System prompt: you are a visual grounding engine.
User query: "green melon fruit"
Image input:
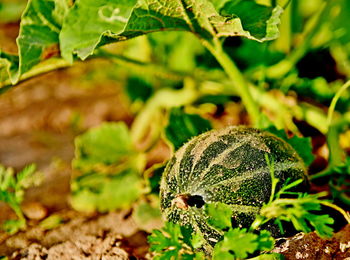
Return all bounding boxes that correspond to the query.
[160,126,308,252]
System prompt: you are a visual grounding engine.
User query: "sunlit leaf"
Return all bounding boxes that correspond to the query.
[60,0,284,62]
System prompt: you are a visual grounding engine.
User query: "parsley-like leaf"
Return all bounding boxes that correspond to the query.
[213,228,258,259]
[260,193,334,238]
[148,222,205,259]
[0,164,40,234]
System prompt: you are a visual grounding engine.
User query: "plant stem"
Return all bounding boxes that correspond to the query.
[327,80,350,128]
[310,122,346,180]
[202,38,260,126]
[321,201,350,224]
[311,80,350,180]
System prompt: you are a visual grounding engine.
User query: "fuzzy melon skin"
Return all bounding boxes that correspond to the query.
[160,126,308,252]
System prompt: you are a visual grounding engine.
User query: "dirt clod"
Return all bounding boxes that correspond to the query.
[273,224,350,259]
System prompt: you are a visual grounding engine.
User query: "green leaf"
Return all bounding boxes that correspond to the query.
[329,157,350,204]
[0,165,15,191]
[2,219,26,235]
[213,228,258,259]
[39,214,63,230]
[60,0,137,62]
[260,192,335,238]
[60,0,283,62]
[71,122,145,212]
[148,222,183,253]
[305,213,334,238]
[1,0,69,85]
[266,126,315,166]
[205,203,232,230]
[0,52,19,85]
[216,0,283,41]
[71,169,143,212]
[0,163,40,227]
[148,222,203,259]
[165,107,212,150]
[191,232,206,250]
[16,0,68,82]
[73,122,135,170]
[249,253,285,260]
[15,164,37,189]
[256,230,275,251]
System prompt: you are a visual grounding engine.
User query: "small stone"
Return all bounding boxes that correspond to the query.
[22,202,48,220]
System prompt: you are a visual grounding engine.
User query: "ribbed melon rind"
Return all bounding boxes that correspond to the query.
[160,126,307,252]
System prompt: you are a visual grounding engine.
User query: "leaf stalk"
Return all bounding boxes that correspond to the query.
[202,38,260,126]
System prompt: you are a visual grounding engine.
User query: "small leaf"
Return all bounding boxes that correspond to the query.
[2,219,26,235]
[205,203,232,230]
[306,213,334,238]
[249,253,285,260]
[165,107,212,150]
[213,228,258,259]
[256,230,275,251]
[260,192,335,238]
[148,222,203,259]
[39,214,63,230]
[191,232,206,249]
[148,222,182,253]
[16,164,37,189]
[216,0,283,41]
[0,165,15,190]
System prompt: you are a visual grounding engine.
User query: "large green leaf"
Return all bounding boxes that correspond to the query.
[0,0,68,85]
[1,0,283,86]
[60,0,283,62]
